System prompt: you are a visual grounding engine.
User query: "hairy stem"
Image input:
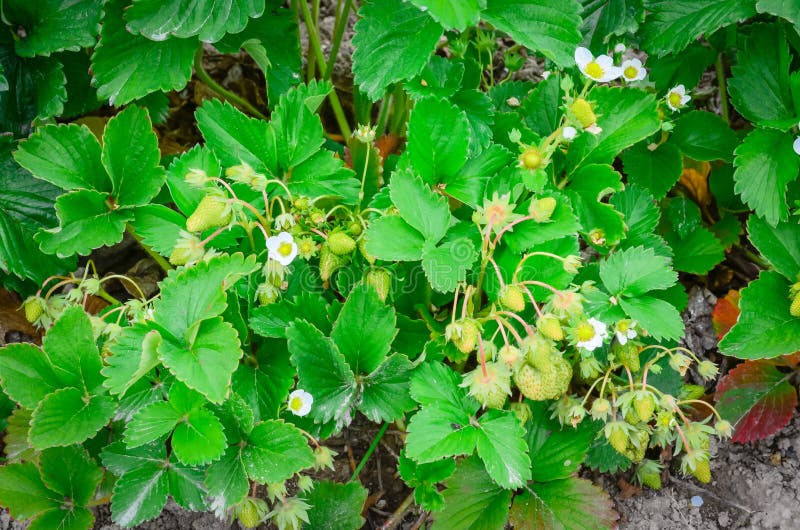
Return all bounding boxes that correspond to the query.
[193,47,267,120]
[350,422,389,482]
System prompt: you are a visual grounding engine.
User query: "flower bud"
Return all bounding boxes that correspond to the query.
[365,268,392,302]
[528,197,557,222]
[570,98,597,128]
[697,360,719,380]
[715,419,733,438]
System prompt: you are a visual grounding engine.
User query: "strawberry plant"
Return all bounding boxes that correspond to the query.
[2,1,800,529]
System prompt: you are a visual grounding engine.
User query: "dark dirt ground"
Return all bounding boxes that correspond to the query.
[3,3,800,529]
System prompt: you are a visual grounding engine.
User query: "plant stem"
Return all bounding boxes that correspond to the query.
[324,0,354,80]
[126,225,173,272]
[96,288,121,306]
[350,422,389,482]
[297,0,352,138]
[715,52,730,125]
[379,492,416,530]
[193,47,267,120]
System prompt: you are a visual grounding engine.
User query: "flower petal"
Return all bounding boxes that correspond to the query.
[574,46,593,68]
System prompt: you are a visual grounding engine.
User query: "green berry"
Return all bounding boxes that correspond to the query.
[498,284,526,312]
[327,231,357,255]
[365,268,391,302]
[186,194,231,233]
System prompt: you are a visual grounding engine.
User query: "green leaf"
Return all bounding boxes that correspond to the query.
[125,402,182,448]
[476,410,531,489]
[648,41,716,92]
[242,420,314,483]
[719,270,800,358]
[619,296,683,341]
[171,408,227,465]
[125,0,265,43]
[103,324,162,397]
[663,225,724,275]
[443,145,513,208]
[158,317,243,404]
[30,388,116,449]
[352,0,442,100]
[432,457,512,530]
[29,507,94,530]
[453,90,496,156]
[102,105,166,206]
[0,344,61,409]
[286,149,360,204]
[407,98,470,184]
[482,0,582,67]
[331,284,396,374]
[195,98,275,175]
[509,477,618,530]
[358,354,416,423]
[205,447,249,511]
[734,128,799,226]
[302,481,368,530]
[166,455,207,511]
[398,453,455,511]
[364,216,426,261]
[584,437,631,473]
[670,111,738,162]
[728,24,794,128]
[422,237,479,293]
[39,446,103,507]
[581,0,644,49]
[408,0,484,30]
[622,142,682,200]
[526,403,597,481]
[130,204,185,255]
[272,84,329,169]
[166,145,220,215]
[504,193,581,253]
[35,189,133,257]
[747,216,800,280]
[757,0,800,32]
[250,292,332,339]
[567,86,660,170]
[565,164,626,247]
[406,55,466,100]
[92,0,196,106]
[389,168,452,242]
[6,0,102,57]
[110,460,169,528]
[600,246,677,297]
[641,0,757,57]
[287,320,356,426]
[44,305,103,389]
[0,462,60,520]
[14,123,107,192]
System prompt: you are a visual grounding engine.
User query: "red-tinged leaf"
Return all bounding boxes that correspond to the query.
[712,289,740,340]
[714,360,797,443]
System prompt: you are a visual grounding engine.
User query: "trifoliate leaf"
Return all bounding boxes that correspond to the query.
[600,246,677,297]
[125,0,265,43]
[102,106,166,207]
[286,148,360,204]
[399,452,454,511]
[272,83,329,169]
[241,420,314,483]
[715,358,799,443]
[91,0,196,106]
[719,270,800,358]
[432,456,512,530]
[287,320,356,426]
[364,216,427,261]
[567,87,660,170]
[302,481,368,530]
[331,284,397,374]
[407,97,471,184]
[476,410,531,489]
[482,0,582,68]
[622,142,682,201]
[509,476,618,530]
[619,295,683,341]
[422,237,479,293]
[670,111,739,162]
[525,403,597,482]
[734,128,799,226]
[358,353,416,423]
[29,388,116,449]
[747,216,800,281]
[728,23,794,128]
[641,0,756,57]
[39,446,103,507]
[171,408,227,465]
[352,0,442,100]
[6,0,102,57]
[565,164,626,247]
[14,123,107,192]
[390,168,452,242]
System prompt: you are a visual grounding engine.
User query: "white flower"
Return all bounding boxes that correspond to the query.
[562,126,578,140]
[614,43,627,54]
[287,389,313,416]
[574,47,622,82]
[266,231,298,266]
[585,124,603,135]
[620,58,647,82]
[576,317,609,351]
[541,70,552,80]
[615,320,638,345]
[666,84,691,111]
[793,137,800,156]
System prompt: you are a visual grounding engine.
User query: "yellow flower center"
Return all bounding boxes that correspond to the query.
[624,66,638,79]
[585,61,604,79]
[576,323,595,342]
[668,92,683,109]
[299,241,314,254]
[278,242,294,257]
[289,396,303,411]
[520,147,542,169]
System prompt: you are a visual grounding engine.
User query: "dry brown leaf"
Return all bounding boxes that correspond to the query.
[679,159,712,207]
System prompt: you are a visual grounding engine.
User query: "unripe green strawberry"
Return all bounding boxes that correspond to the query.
[498,284,525,312]
[445,319,480,354]
[528,197,557,222]
[791,293,800,317]
[607,427,629,455]
[461,362,511,409]
[570,98,597,128]
[186,194,231,233]
[235,497,269,528]
[292,196,310,211]
[514,364,547,401]
[328,231,357,255]
[541,354,572,398]
[590,397,611,420]
[641,470,662,490]
[319,245,346,282]
[347,221,363,236]
[690,458,711,484]
[22,296,45,324]
[519,146,543,169]
[612,342,641,372]
[537,313,564,341]
[633,391,656,423]
[510,402,532,424]
[365,268,391,302]
[497,344,524,370]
